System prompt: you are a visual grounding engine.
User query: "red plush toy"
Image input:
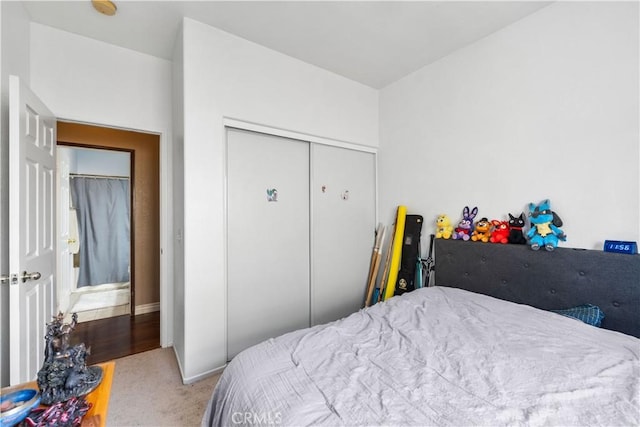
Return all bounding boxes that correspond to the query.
[489,219,509,244]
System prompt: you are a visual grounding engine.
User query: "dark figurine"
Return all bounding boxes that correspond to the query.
[37,312,103,405]
[508,212,527,244]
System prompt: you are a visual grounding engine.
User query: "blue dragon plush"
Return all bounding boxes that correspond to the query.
[526,199,567,251]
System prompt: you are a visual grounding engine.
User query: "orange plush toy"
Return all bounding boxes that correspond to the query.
[490,219,509,244]
[471,217,492,242]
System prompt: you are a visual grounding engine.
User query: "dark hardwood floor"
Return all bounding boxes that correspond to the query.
[71,311,160,365]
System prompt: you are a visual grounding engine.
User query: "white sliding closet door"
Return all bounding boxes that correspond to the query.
[311,144,376,325]
[226,129,310,360]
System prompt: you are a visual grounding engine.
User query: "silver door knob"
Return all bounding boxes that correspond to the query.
[21,271,41,283]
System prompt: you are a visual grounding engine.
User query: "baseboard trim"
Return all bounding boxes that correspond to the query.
[172,345,226,385]
[73,304,130,323]
[135,302,160,315]
[185,364,226,385]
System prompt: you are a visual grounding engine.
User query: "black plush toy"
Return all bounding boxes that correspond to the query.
[508,213,527,244]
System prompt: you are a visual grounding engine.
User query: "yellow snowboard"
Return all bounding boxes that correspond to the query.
[383,205,407,301]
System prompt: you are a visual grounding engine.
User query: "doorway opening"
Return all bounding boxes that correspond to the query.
[59,145,132,322]
[57,121,160,328]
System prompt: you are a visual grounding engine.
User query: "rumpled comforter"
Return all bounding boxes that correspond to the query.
[203,286,640,426]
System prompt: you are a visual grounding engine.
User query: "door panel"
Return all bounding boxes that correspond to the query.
[311,145,376,325]
[9,75,57,384]
[226,128,310,360]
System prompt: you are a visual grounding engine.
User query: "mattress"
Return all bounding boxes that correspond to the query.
[202,286,640,426]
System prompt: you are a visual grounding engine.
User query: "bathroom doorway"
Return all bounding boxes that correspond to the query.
[57,121,160,325]
[59,145,132,322]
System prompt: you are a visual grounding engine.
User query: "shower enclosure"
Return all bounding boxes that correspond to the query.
[58,146,132,322]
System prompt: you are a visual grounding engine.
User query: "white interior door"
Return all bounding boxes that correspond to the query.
[311,144,376,325]
[226,128,310,360]
[9,75,57,384]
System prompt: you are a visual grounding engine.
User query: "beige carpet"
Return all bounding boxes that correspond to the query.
[107,347,221,426]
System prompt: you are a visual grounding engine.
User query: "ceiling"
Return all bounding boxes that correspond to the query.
[22,1,552,89]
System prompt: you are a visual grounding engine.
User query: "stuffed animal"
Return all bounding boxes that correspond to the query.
[452,206,478,241]
[507,213,527,244]
[526,200,567,251]
[490,219,509,244]
[471,217,492,242]
[435,214,453,239]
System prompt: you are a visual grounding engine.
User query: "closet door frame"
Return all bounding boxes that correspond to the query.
[223,118,378,358]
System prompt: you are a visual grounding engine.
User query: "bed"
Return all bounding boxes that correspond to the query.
[203,239,640,426]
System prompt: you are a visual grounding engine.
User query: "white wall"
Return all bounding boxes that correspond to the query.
[171,25,186,371]
[29,23,175,346]
[177,18,378,381]
[71,148,130,176]
[379,1,639,251]
[0,0,31,388]
[30,23,172,135]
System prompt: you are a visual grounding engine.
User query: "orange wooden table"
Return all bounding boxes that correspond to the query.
[2,361,114,427]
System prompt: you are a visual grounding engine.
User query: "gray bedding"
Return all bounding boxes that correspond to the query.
[203,287,640,426]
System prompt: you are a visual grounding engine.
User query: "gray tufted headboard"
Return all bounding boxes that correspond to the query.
[434,238,640,338]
